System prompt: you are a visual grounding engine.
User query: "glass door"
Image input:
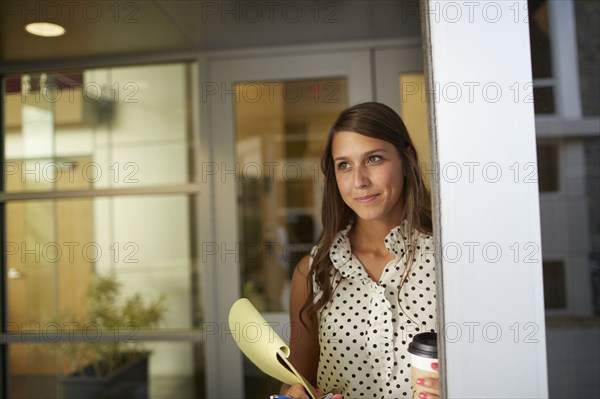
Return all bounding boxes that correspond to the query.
[203,49,373,397]
[205,49,374,398]
[374,47,430,180]
[235,78,348,314]
[6,75,66,383]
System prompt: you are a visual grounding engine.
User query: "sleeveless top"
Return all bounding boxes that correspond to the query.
[310,222,437,398]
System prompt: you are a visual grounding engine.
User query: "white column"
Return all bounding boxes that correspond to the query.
[421,1,549,397]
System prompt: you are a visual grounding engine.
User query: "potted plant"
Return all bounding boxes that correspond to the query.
[56,273,166,399]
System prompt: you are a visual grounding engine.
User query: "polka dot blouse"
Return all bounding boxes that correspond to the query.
[311,222,437,398]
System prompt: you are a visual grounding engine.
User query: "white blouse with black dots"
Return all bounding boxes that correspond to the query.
[311,222,437,398]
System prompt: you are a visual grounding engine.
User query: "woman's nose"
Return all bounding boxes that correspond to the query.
[353,165,370,188]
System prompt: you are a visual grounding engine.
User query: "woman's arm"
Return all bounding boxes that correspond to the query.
[280,255,319,396]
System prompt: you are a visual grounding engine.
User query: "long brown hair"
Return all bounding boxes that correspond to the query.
[300,102,432,326]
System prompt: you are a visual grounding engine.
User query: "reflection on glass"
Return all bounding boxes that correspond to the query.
[8,342,202,399]
[529,2,600,396]
[543,261,567,309]
[536,140,560,192]
[399,72,431,185]
[6,194,194,327]
[529,0,553,79]
[5,193,198,393]
[6,161,91,379]
[533,86,555,115]
[3,62,203,398]
[3,64,193,192]
[235,79,347,313]
[528,0,556,115]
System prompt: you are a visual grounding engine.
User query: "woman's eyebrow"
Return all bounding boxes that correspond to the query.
[364,148,389,155]
[333,148,389,162]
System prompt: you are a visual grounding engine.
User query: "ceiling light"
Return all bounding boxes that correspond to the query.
[25,22,65,37]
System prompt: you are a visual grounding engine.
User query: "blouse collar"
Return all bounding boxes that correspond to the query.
[329,221,408,281]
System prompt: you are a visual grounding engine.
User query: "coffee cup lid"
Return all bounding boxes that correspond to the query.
[408,332,437,358]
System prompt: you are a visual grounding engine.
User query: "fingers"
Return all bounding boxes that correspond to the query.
[416,376,440,399]
[415,377,439,389]
[417,392,439,399]
[284,384,310,399]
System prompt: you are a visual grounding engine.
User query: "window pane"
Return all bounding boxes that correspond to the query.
[584,138,600,315]
[528,0,556,115]
[543,261,567,309]
[6,195,197,330]
[537,140,560,192]
[399,72,431,185]
[3,61,204,399]
[529,0,553,79]
[533,86,555,115]
[3,63,193,192]
[6,194,201,396]
[574,1,600,117]
[8,342,203,399]
[234,78,347,314]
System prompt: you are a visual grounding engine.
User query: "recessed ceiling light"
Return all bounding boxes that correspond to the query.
[25,22,65,37]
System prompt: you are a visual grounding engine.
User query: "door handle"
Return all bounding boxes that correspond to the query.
[7,268,23,279]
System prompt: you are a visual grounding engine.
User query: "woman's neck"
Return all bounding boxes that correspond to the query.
[350,219,402,254]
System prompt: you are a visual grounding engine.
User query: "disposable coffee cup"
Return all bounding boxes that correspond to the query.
[408,332,438,399]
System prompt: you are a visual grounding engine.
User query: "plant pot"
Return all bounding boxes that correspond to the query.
[60,352,149,399]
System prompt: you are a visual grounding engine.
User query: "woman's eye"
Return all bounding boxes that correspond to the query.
[336,162,350,171]
[368,155,383,163]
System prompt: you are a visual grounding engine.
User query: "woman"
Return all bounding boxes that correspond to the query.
[282,102,439,399]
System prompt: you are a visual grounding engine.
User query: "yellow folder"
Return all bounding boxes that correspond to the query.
[228,298,318,399]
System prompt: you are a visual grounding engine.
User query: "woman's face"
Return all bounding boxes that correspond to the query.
[332,131,405,226]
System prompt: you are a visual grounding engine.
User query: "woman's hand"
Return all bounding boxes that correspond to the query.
[415,362,440,399]
[280,383,312,399]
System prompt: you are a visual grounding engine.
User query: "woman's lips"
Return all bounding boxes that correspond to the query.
[355,194,379,203]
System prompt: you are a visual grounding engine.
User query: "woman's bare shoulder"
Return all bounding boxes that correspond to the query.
[294,254,311,278]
